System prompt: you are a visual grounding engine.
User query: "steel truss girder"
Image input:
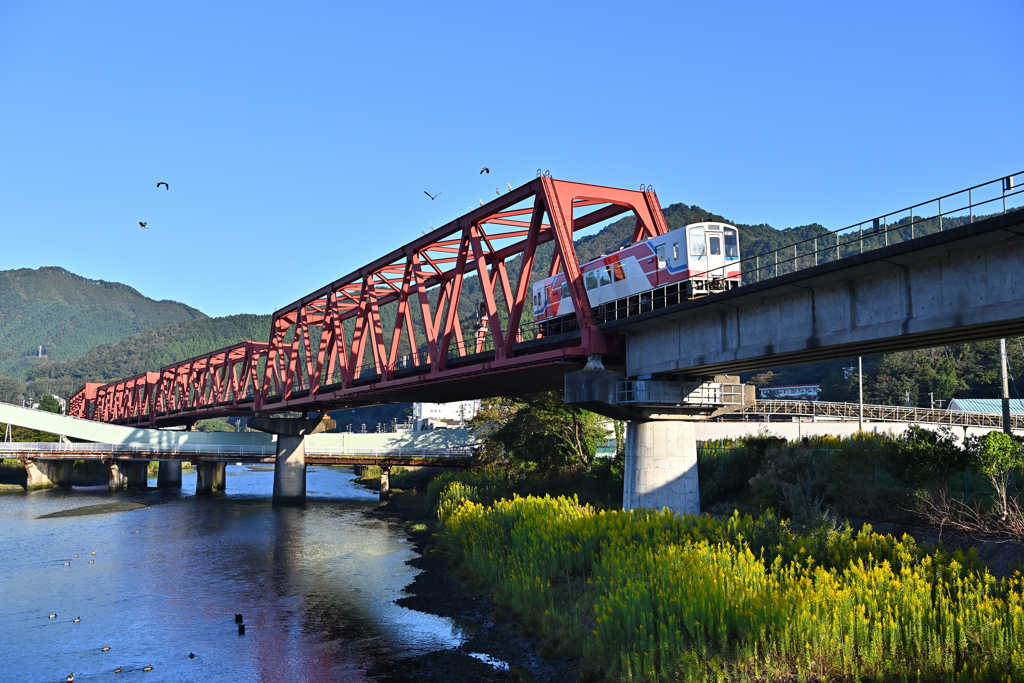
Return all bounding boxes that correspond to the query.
[71,177,669,426]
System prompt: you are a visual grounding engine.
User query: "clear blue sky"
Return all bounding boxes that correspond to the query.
[1,1,1021,317]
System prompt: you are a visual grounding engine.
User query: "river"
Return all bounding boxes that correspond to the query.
[0,465,470,682]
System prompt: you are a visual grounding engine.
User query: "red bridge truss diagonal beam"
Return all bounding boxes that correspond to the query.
[71,177,669,426]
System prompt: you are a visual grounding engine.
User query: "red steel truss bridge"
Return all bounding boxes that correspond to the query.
[71,176,670,427]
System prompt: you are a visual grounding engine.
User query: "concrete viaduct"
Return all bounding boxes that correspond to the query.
[567,207,1024,514]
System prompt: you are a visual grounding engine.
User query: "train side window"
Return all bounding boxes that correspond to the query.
[561,282,570,300]
[672,243,679,260]
[612,262,626,281]
[585,272,598,290]
[546,286,553,302]
[724,228,739,258]
[709,236,721,256]
[598,267,612,286]
[656,245,666,268]
[689,226,706,257]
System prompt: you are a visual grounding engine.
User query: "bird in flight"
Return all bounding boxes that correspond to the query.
[138,222,148,229]
[480,167,489,174]
[423,191,441,200]
[156,182,169,190]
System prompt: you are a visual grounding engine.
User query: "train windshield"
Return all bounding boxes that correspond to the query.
[724,227,739,258]
[689,226,706,257]
[708,236,721,256]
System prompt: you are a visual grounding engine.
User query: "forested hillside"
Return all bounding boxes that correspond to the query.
[25,314,271,399]
[0,267,205,378]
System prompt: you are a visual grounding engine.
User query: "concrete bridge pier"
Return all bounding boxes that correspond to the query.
[195,462,226,494]
[157,461,182,488]
[250,415,329,504]
[379,466,390,503]
[106,460,148,490]
[623,420,700,515]
[565,366,704,517]
[24,459,72,490]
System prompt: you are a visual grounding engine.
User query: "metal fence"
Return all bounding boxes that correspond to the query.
[709,172,1023,284]
[0,442,475,459]
[738,400,1024,428]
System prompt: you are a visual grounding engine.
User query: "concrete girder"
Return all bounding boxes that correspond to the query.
[619,210,1024,378]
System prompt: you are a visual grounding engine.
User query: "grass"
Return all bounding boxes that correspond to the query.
[433,479,1022,682]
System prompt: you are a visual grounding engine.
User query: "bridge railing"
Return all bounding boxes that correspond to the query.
[0,442,279,456]
[738,399,1024,429]
[0,442,476,459]
[707,172,1023,284]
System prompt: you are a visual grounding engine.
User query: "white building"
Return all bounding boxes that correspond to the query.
[758,384,821,401]
[413,400,481,430]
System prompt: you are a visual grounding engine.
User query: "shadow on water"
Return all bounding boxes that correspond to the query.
[0,466,467,682]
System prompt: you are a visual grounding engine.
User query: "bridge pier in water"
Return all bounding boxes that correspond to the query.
[108,460,149,491]
[379,466,390,502]
[250,415,328,504]
[157,461,182,488]
[195,462,226,494]
[24,459,72,490]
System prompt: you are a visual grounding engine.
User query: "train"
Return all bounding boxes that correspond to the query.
[532,221,742,332]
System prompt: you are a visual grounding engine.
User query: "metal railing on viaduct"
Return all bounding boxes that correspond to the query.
[70,172,1023,427]
[736,400,1024,429]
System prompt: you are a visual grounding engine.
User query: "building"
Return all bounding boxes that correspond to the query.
[948,398,1024,414]
[412,400,481,430]
[758,384,821,401]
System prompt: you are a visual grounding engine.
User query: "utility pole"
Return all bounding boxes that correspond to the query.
[858,356,864,432]
[1000,338,1012,434]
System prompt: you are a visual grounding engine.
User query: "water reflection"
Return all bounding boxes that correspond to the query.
[0,466,466,682]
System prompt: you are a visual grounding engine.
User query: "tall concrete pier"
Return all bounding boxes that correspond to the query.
[250,415,329,504]
[623,420,699,514]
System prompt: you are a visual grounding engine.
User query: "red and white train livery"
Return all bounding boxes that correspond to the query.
[532,221,741,329]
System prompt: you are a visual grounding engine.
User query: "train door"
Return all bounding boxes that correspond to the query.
[704,225,726,277]
[688,225,707,277]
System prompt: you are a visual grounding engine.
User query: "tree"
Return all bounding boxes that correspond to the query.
[967,430,1023,520]
[0,375,23,404]
[469,391,606,473]
[37,394,62,414]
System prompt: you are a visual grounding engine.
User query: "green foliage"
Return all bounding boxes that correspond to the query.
[969,430,1023,477]
[438,495,1005,682]
[0,266,205,378]
[886,424,966,486]
[26,313,271,398]
[37,394,62,414]
[469,391,606,474]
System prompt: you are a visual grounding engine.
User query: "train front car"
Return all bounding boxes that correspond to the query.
[531,221,742,332]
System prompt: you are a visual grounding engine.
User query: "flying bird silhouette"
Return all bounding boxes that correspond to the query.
[156,182,169,190]
[480,167,489,174]
[138,222,148,229]
[423,191,441,200]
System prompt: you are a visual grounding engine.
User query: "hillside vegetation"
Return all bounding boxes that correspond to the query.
[26,314,271,398]
[0,266,204,378]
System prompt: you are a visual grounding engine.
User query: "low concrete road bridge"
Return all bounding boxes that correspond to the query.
[69,172,1023,511]
[0,402,472,499]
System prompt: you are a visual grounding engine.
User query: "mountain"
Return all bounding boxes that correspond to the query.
[26,314,272,399]
[0,266,205,378]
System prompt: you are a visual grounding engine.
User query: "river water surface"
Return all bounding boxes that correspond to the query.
[0,465,468,682]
